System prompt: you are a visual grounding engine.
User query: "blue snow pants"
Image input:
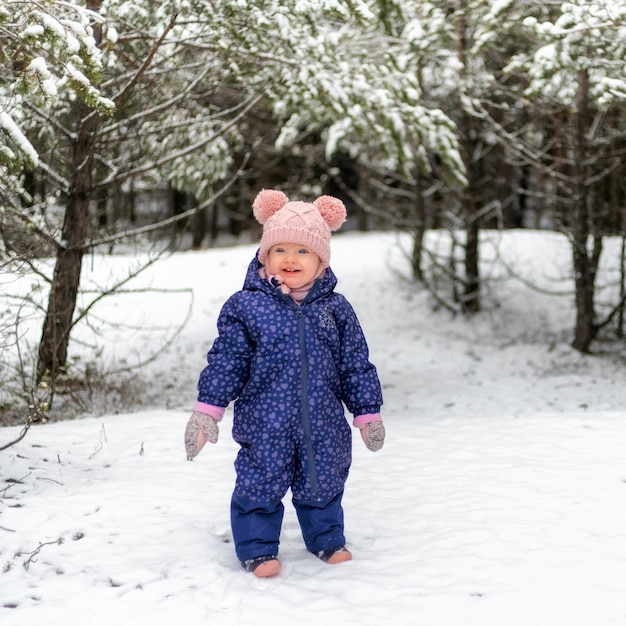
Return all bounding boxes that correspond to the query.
[231,490,346,562]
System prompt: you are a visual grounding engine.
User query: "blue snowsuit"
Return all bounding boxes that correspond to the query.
[197,254,383,561]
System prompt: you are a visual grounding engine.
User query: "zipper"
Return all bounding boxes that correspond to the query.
[296,305,319,496]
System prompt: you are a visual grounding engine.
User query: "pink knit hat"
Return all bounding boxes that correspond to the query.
[252,189,347,268]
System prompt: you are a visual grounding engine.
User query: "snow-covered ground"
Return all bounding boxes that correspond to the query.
[2,231,626,625]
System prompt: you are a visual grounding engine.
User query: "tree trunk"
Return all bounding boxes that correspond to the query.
[463,212,480,312]
[37,106,100,383]
[411,171,425,282]
[455,3,480,313]
[37,0,103,384]
[191,202,207,249]
[571,69,599,353]
[571,235,601,352]
[168,183,189,244]
[617,232,626,337]
[457,108,481,312]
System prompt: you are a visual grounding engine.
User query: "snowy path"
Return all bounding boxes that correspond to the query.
[2,408,626,626]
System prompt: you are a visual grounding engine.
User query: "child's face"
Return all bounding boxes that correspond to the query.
[267,243,322,290]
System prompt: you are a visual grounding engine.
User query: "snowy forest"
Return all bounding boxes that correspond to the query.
[2,0,626,430]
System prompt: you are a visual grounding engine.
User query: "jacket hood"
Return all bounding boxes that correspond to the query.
[242,250,338,303]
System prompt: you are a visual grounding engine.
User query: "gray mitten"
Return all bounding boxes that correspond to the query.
[360,421,385,452]
[185,411,219,460]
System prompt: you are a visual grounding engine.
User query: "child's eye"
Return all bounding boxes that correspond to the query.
[298,248,308,254]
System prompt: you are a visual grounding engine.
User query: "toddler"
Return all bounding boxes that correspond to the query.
[185,189,385,578]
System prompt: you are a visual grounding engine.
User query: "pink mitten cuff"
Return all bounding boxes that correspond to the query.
[194,402,226,422]
[353,413,382,428]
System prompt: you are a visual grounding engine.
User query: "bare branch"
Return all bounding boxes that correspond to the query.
[69,256,163,332]
[21,538,64,572]
[99,64,215,137]
[0,395,51,452]
[95,95,261,188]
[112,15,179,109]
[85,154,248,250]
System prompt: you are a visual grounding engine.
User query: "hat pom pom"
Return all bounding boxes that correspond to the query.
[252,189,289,224]
[314,195,347,231]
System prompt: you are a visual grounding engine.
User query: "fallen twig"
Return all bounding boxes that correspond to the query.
[20,538,64,572]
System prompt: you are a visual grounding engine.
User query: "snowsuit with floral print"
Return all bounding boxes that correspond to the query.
[196,255,383,560]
